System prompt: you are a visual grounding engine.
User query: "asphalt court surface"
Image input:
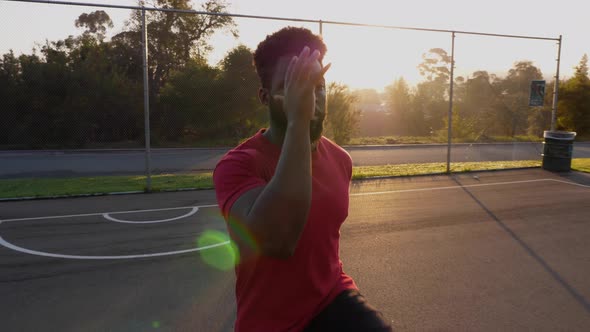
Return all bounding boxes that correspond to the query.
[1,169,589,331]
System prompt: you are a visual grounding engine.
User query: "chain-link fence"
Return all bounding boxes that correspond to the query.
[0,0,564,196]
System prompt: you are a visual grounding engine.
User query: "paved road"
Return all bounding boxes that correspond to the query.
[1,169,589,331]
[2,142,589,178]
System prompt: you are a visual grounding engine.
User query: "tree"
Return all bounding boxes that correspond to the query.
[158,58,222,141]
[0,51,26,147]
[452,71,499,139]
[574,54,589,81]
[217,45,267,138]
[75,10,114,42]
[158,45,266,143]
[406,82,440,136]
[1,3,244,149]
[122,0,237,98]
[353,89,381,106]
[443,108,477,141]
[64,37,143,145]
[384,77,412,135]
[418,48,451,84]
[413,81,447,134]
[416,48,452,133]
[557,54,590,135]
[0,10,146,149]
[326,83,360,145]
[353,88,388,136]
[496,61,543,136]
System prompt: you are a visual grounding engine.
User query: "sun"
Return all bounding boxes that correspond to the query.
[320,25,451,91]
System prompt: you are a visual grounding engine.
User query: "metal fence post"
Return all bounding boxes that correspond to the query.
[551,35,562,131]
[446,31,456,174]
[141,7,152,192]
[319,20,323,36]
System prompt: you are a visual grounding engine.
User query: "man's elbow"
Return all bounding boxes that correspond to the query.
[247,214,306,260]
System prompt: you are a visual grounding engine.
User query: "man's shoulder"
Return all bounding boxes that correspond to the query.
[214,131,276,175]
[217,135,260,165]
[321,136,352,162]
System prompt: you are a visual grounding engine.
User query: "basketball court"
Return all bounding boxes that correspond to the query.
[1,168,589,331]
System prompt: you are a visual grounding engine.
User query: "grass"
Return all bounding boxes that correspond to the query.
[351,160,541,179]
[572,158,590,173]
[347,135,544,146]
[1,159,588,199]
[0,173,213,199]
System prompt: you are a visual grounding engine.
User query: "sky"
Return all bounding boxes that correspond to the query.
[0,0,588,91]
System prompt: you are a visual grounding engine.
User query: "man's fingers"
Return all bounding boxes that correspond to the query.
[318,62,331,78]
[291,46,311,83]
[311,62,331,84]
[299,48,322,84]
[303,49,321,81]
[285,55,298,88]
[309,49,321,63]
[299,45,310,57]
[287,47,327,89]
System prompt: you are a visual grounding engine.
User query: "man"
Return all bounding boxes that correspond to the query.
[213,27,393,332]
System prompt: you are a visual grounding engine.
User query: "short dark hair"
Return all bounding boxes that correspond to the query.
[253,26,327,88]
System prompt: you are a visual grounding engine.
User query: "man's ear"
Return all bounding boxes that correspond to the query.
[258,87,270,106]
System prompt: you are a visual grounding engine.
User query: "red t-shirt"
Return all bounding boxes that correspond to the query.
[213,129,358,332]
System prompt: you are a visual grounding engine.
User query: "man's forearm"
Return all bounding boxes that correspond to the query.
[271,122,312,196]
[246,122,312,257]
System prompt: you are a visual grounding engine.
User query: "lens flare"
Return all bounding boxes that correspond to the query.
[197,230,240,270]
[226,216,259,253]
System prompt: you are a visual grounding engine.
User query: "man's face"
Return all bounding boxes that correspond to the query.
[266,55,327,142]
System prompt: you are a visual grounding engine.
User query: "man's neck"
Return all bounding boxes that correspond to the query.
[263,125,318,151]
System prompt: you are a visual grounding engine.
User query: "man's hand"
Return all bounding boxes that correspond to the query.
[282,46,331,126]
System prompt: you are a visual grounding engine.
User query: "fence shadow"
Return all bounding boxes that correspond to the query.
[451,176,590,314]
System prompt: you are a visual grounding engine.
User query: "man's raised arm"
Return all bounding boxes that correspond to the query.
[228,47,330,259]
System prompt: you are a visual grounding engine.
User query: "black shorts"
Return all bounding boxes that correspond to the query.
[304,289,393,331]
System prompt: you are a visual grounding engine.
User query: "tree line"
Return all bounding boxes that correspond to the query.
[0,1,588,149]
[0,0,262,149]
[361,50,590,142]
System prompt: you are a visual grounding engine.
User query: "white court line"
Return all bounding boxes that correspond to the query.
[549,179,590,189]
[0,236,230,260]
[0,204,230,260]
[102,207,199,224]
[350,178,589,197]
[0,204,219,223]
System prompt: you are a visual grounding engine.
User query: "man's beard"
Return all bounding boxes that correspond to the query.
[309,119,324,142]
[268,103,324,142]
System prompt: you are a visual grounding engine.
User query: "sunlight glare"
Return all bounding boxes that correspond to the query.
[197,230,239,271]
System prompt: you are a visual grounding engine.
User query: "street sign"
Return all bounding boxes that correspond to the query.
[529,80,546,106]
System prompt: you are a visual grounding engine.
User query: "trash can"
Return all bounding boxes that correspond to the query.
[542,131,577,171]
